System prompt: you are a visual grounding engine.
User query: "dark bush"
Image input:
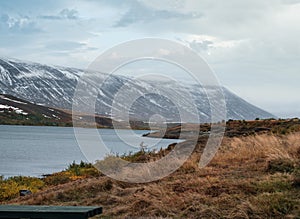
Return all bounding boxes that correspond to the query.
[266,158,295,173]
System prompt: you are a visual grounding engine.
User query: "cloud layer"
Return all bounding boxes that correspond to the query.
[0,0,299,117]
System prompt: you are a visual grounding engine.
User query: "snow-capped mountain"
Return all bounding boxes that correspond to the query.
[0,57,274,122]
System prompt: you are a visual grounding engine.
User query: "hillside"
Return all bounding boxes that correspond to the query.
[0,94,114,128]
[144,118,300,139]
[0,57,274,122]
[1,119,299,218]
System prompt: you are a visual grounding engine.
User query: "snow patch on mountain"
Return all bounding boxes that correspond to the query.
[0,95,28,104]
[0,104,28,115]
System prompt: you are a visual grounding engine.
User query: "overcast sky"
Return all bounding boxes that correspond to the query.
[0,0,300,118]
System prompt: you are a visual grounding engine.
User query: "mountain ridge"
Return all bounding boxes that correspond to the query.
[0,57,275,122]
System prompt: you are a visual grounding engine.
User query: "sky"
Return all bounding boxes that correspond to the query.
[0,0,300,118]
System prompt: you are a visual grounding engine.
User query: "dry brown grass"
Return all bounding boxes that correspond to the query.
[5,132,300,218]
[213,133,300,165]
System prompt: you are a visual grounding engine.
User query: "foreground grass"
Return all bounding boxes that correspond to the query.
[1,132,300,218]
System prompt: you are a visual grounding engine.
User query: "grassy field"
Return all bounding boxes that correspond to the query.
[1,120,300,218]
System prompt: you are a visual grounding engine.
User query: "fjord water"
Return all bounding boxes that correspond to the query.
[0,125,181,178]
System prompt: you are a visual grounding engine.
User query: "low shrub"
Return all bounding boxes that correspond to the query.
[292,168,300,187]
[252,193,296,217]
[0,176,44,201]
[255,179,292,193]
[266,158,295,174]
[44,173,71,186]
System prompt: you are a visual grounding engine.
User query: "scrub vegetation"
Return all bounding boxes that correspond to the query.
[1,119,300,218]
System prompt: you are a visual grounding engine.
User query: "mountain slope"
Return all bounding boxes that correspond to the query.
[0,93,71,126]
[0,57,274,122]
[0,94,114,127]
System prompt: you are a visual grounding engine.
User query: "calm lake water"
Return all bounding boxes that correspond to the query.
[0,125,182,178]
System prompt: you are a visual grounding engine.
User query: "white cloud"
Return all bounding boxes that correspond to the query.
[39,8,79,20]
[157,49,171,56]
[113,0,202,27]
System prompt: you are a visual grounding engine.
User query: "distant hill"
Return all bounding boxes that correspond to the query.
[0,57,275,122]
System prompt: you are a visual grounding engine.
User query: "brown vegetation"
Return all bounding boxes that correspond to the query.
[145,118,300,139]
[3,125,300,218]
